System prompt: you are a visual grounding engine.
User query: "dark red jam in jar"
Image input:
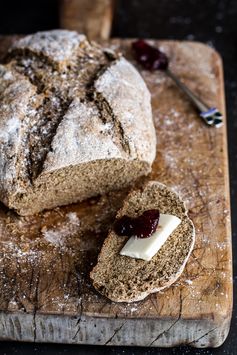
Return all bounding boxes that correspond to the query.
[132,40,168,71]
[114,209,160,238]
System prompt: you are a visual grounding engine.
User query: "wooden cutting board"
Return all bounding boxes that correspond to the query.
[0,36,232,348]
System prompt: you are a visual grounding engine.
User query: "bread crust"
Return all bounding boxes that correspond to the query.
[0,30,156,215]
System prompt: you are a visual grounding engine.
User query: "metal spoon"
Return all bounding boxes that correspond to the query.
[166,68,223,127]
[132,40,223,128]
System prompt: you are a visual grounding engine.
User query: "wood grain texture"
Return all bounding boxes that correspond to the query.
[60,0,115,40]
[0,37,232,347]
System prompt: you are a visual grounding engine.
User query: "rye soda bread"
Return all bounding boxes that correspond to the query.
[0,30,156,216]
[90,181,195,303]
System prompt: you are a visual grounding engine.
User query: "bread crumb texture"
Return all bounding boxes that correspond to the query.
[90,181,195,302]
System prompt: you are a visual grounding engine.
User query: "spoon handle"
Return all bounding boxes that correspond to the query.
[166,68,223,127]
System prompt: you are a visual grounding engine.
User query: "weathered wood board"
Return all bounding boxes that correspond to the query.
[0,37,232,347]
[60,0,116,40]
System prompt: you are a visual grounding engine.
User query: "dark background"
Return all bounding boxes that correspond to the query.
[0,0,236,354]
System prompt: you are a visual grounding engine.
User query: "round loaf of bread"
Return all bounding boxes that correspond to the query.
[0,30,156,215]
[90,181,195,303]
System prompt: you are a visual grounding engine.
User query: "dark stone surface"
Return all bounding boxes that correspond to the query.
[0,0,236,354]
[0,0,59,34]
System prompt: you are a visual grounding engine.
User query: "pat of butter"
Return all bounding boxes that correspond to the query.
[120,214,181,261]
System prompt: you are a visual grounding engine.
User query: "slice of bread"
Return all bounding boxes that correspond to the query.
[90,181,195,303]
